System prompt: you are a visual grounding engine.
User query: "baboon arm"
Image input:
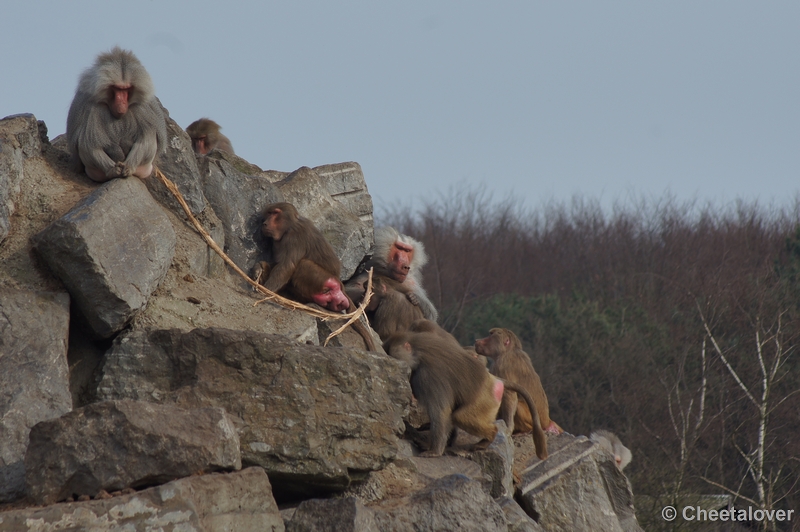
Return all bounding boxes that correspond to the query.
[415,291,438,322]
[263,259,296,293]
[123,130,159,170]
[83,147,118,177]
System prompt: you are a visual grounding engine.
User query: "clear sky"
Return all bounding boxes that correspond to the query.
[2,2,798,214]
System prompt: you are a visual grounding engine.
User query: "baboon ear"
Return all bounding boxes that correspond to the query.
[504,337,510,347]
[404,341,412,350]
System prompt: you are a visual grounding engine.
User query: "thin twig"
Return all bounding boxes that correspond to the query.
[699,477,759,506]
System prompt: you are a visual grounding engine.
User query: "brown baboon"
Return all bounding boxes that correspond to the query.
[66,47,167,182]
[590,430,632,470]
[365,276,426,340]
[346,227,437,335]
[252,202,376,351]
[475,328,563,436]
[186,118,235,155]
[409,319,488,365]
[384,330,547,459]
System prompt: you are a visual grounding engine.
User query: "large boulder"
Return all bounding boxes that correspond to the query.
[0,467,283,532]
[371,474,508,531]
[470,420,516,498]
[515,433,642,532]
[289,475,508,532]
[0,114,44,244]
[25,400,241,505]
[286,498,376,532]
[313,162,374,226]
[145,110,208,217]
[93,327,410,497]
[0,287,72,503]
[32,176,176,338]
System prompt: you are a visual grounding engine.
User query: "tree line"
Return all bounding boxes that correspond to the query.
[380,188,800,531]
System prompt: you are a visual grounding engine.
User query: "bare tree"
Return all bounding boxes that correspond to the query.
[661,336,709,505]
[698,305,799,531]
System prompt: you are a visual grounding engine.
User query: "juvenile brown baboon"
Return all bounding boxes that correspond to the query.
[66,47,167,182]
[186,118,235,155]
[366,276,426,340]
[384,330,547,459]
[590,430,632,470]
[251,202,376,351]
[346,227,437,331]
[475,328,563,436]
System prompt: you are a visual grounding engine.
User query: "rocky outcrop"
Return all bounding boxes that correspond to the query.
[32,177,176,338]
[25,400,241,505]
[0,287,72,503]
[287,475,508,532]
[93,327,410,497]
[0,467,283,532]
[0,112,641,530]
[0,115,41,243]
[515,433,642,532]
[195,152,283,273]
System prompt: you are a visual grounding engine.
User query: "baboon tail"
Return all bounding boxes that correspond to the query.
[504,381,548,460]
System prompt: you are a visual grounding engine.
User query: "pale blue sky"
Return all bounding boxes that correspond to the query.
[2,2,798,213]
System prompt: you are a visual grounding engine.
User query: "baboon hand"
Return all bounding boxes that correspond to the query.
[112,161,132,178]
[406,292,420,306]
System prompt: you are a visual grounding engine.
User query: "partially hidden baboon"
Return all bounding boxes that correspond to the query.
[186,118,235,155]
[66,47,167,182]
[590,430,631,471]
[384,330,547,459]
[252,202,376,352]
[475,328,563,436]
[346,227,437,332]
[365,276,426,340]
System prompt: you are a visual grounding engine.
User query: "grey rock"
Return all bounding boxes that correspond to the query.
[470,420,515,498]
[515,433,643,532]
[0,287,71,503]
[25,400,241,505]
[371,474,507,532]
[198,155,283,273]
[0,467,283,532]
[497,497,545,532]
[182,205,228,279]
[339,451,491,507]
[94,327,410,497]
[313,162,374,225]
[145,110,207,216]
[0,114,42,244]
[408,455,492,493]
[32,177,176,338]
[286,497,376,532]
[144,112,228,278]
